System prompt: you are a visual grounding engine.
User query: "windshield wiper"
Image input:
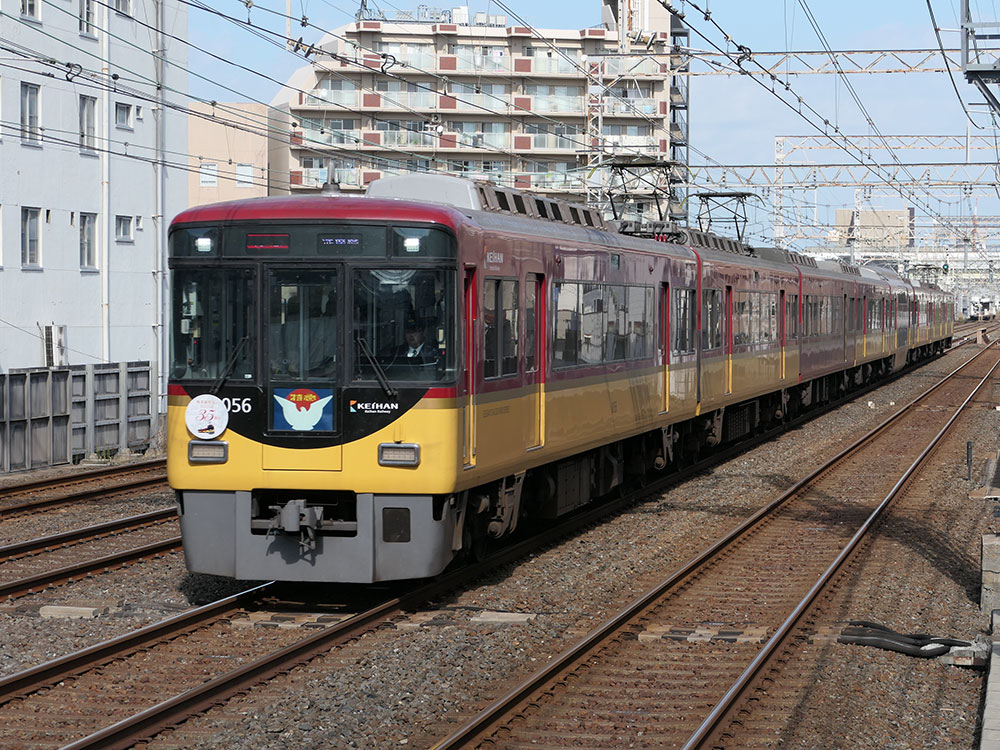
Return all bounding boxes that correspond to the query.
[211,335,250,395]
[355,333,397,399]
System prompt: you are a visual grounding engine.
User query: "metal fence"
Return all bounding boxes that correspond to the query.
[0,361,156,472]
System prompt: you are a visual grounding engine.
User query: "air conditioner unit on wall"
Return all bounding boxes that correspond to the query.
[43,324,67,367]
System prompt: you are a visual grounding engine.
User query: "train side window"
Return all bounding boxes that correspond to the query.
[581,283,605,365]
[701,288,723,350]
[483,280,498,378]
[484,278,518,378]
[733,291,750,345]
[672,288,696,354]
[762,292,777,342]
[605,285,627,361]
[785,294,798,339]
[627,286,654,358]
[553,281,580,367]
[500,280,519,375]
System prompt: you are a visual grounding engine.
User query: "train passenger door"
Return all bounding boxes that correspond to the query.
[660,282,670,413]
[725,286,733,394]
[842,294,848,363]
[463,268,477,468]
[524,274,544,449]
[780,289,786,379]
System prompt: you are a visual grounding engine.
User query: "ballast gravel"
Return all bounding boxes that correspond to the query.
[0,344,993,749]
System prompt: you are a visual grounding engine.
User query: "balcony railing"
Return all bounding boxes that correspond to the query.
[604,134,660,152]
[294,167,362,188]
[376,91,438,109]
[529,132,581,150]
[300,128,363,147]
[392,51,436,70]
[453,54,510,73]
[332,167,362,186]
[602,56,662,76]
[455,132,511,149]
[531,95,584,113]
[379,130,438,147]
[304,89,360,107]
[450,92,511,110]
[524,172,583,190]
[297,167,327,187]
[531,56,581,74]
[605,98,657,116]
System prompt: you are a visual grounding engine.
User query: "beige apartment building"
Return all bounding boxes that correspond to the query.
[188,102,270,207]
[267,1,689,221]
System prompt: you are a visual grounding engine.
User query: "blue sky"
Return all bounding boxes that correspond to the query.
[186,1,996,246]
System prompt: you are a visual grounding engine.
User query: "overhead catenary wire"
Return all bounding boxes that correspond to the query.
[659,0,986,257]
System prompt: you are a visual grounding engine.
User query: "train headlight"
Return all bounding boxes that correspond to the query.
[188,440,228,464]
[378,443,420,467]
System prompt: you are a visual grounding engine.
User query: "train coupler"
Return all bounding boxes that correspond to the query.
[268,498,324,551]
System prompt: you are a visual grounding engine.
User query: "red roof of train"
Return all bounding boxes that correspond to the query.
[171,195,465,229]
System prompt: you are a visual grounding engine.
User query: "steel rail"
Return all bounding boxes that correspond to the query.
[0,508,176,560]
[0,474,167,518]
[683,346,1000,749]
[0,459,165,498]
[0,582,274,700]
[430,343,997,749]
[0,536,182,600]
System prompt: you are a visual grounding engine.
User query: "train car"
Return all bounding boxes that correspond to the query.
[167,174,953,584]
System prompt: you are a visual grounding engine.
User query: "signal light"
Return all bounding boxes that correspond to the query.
[943,263,949,273]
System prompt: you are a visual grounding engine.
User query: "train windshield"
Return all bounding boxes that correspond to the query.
[352,268,456,383]
[268,270,338,381]
[170,268,255,381]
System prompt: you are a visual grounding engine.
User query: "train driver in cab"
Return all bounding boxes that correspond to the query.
[393,317,441,377]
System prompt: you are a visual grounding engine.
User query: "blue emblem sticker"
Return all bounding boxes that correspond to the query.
[272,387,334,431]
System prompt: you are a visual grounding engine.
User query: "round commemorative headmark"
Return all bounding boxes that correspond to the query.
[185,393,229,439]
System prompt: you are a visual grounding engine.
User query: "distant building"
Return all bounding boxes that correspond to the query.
[268,1,688,221]
[188,102,270,206]
[0,0,188,464]
[833,208,915,250]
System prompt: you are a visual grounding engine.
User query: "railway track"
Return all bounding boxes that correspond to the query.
[0,510,181,600]
[0,344,981,747]
[0,459,167,517]
[430,343,1000,748]
[0,459,175,601]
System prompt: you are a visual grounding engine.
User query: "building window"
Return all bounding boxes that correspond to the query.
[115,215,133,241]
[114,0,131,15]
[79,95,97,151]
[79,0,94,34]
[20,83,40,143]
[115,102,133,129]
[235,163,254,187]
[80,212,97,268]
[199,163,218,187]
[20,0,38,19]
[21,207,40,267]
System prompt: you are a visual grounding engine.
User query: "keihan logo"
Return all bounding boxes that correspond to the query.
[350,400,399,414]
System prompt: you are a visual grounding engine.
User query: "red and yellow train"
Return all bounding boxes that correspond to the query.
[167,174,953,583]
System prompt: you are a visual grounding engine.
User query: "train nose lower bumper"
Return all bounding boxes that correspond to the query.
[176,490,457,583]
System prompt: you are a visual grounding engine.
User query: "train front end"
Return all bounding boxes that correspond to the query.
[166,198,465,583]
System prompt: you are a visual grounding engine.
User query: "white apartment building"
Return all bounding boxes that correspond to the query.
[0,1,187,384]
[269,1,688,221]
